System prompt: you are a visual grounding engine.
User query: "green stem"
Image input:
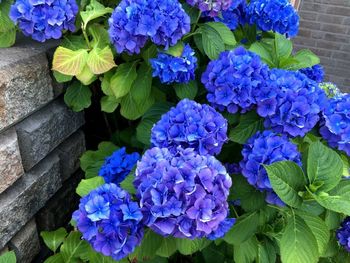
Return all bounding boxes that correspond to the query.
[82,23,91,50]
[182,31,201,40]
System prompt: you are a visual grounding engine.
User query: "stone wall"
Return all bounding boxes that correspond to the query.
[0,40,86,262]
[294,0,350,91]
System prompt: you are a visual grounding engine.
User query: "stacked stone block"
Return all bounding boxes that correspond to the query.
[0,39,86,262]
[294,0,350,91]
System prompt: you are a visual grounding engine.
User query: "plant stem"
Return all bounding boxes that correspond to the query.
[82,23,91,50]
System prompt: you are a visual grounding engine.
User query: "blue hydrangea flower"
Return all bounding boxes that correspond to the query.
[240,130,301,206]
[320,94,350,155]
[201,46,269,114]
[246,0,299,38]
[108,0,190,54]
[337,217,350,252]
[256,69,328,137]
[10,0,78,42]
[213,0,248,30]
[134,147,234,239]
[225,163,241,175]
[99,148,140,184]
[73,183,144,260]
[150,44,197,84]
[299,64,325,83]
[151,99,228,156]
[319,82,341,98]
[186,0,233,17]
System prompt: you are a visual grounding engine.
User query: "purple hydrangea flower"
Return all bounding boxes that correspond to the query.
[108,0,190,54]
[246,0,299,38]
[73,184,144,260]
[240,130,301,206]
[319,82,341,98]
[150,44,197,84]
[99,148,140,184]
[213,0,248,30]
[337,217,350,252]
[10,0,78,42]
[201,46,269,114]
[299,64,325,83]
[134,147,234,239]
[320,94,350,155]
[256,69,328,137]
[151,99,228,156]
[186,0,233,17]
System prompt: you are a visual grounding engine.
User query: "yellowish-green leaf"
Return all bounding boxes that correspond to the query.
[52,47,88,76]
[76,176,105,197]
[87,47,116,74]
[76,64,97,85]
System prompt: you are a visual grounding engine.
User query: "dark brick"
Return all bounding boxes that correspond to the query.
[317,14,345,24]
[321,24,348,34]
[299,11,318,21]
[326,6,350,16]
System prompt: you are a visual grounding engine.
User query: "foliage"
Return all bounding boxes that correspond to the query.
[0,251,16,263]
[4,0,350,262]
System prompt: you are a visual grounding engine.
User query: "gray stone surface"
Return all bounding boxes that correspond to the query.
[0,45,55,132]
[0,128,24,193]
[16,99,85,171]
[0,154,61,249]
[36,171,83,232]
[57,130,86,181]
[294,0,350,91]
[9,219,40,263]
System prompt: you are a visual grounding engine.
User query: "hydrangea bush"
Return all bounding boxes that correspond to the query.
[3,0,350,262]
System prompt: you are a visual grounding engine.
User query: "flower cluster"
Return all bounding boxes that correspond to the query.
[256,69,328,137]
[320,82,341,98]
[72,184,144,260]
[108,0,190,54]
[201,46,269,114]
[299,64,325,83]
[246,0,299,38]
[151,99,228,156]
[240,130,301,206]
[320,94,350,155]
[337,217,350,252]
[186,0,232,17]
[99,148,140,184]
[9,0,78,42]
[150,44,197,84]
[134,147,233,239]
[213,0,248,30]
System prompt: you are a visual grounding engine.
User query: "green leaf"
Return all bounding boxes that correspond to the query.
[76,176,105,197]
[120,172,136,195]
[280,214,319,263]
[120,90,155,120]
[88,247,117,263]
[61,35,88,50]
[324,210,341,230]
[307,141,343,192]
[233,237,258,263]
[312,191,350,215]
[291,49,320,70]
[249,42,274,67]
[297,212,330,255]
[142,44,158,63]
[52,47,89,76]
[44,254,64,263]
[174,81,198,100]
[101,95,119,113]
[340,153,350,177]
[80,0,113,28]
[176,239,210,255]
[80,142,118,178]
[164,42,184,57]
[274,33,293,60]
[101,71,114,96]
[256,240,276,263]
[131,62,153,105]
[136,102,172,145]
[64,81,92,112]
[76,64,97,85]
[87,47,116,74]
[224,212,259,245]
[156,237,177,258]
[182,2,200,24]
[132,230,163,261]
[265,161,306,208]
[229,111,264,144]
[53,71,73,83]
[88,24,110,49]
[206,22,236,45]
[61,232,90,263]
[110,62,138,99]
[40,228,68,253]
[0,1,16,48]
[199,25,225,60]
[0,28,16,48]
[0,251,16,263]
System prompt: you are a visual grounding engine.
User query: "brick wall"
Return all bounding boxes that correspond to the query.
[294,0,350,91]
[0,39,86,262]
